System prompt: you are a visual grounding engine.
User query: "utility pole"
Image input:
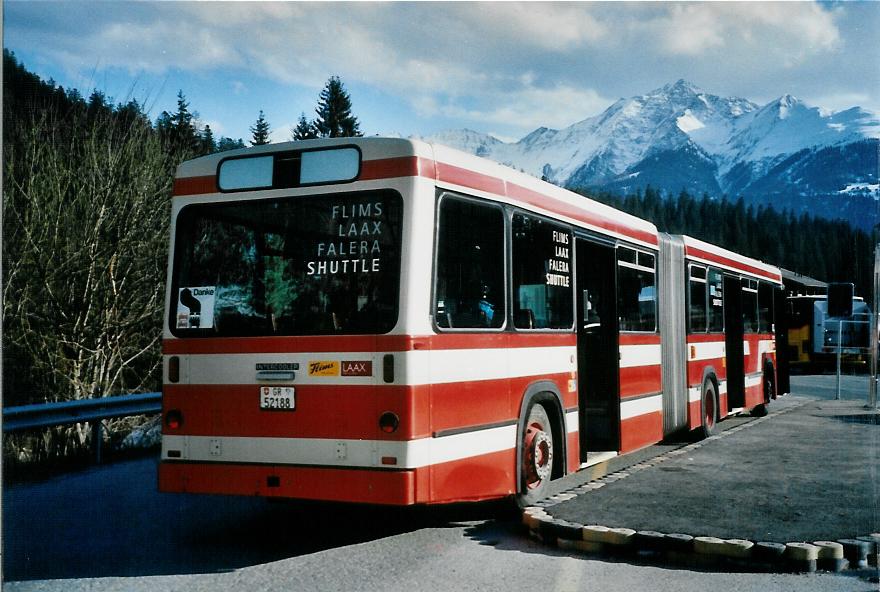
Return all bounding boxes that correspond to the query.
[869,244,879,408]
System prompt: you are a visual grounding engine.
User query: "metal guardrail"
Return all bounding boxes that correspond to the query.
[2,392,162,462]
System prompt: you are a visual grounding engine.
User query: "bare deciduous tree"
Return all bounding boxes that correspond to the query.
[3,106,175,458]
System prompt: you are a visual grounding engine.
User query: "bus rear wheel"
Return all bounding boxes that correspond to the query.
[698,380,718,439]
[516,404,554,508]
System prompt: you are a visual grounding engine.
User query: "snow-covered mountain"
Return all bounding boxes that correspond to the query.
[420,80,879,230]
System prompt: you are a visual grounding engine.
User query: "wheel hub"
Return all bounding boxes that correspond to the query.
[524,426,553,485]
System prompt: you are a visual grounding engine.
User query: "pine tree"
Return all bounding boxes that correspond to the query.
[201,124,216,155]
[291,112,318,141]
[314,76,362,138]
[158,90,200,155]
[250,110,271,146]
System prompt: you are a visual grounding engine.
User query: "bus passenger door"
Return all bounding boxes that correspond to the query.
[575,237,619,460]
[723,275,745,409]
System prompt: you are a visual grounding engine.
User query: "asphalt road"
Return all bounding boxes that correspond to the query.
[3,374,878,591]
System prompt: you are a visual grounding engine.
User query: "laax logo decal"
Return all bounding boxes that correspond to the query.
[308,361,339,376]
[341,361,373,377]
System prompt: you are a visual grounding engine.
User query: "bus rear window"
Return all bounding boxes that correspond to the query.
[171,191,402,336]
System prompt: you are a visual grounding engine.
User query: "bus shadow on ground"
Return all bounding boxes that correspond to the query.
[4,488,512,582]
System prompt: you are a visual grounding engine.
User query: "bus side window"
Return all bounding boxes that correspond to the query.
[742,278,758,334]
[707,268,724,332]
[758,281,774,333]
[617,247,656,332]
[688,265,708,333]
[434,197,505,329]
[511,213,573,330]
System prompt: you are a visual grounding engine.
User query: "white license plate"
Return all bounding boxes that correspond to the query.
[260,386,295,411]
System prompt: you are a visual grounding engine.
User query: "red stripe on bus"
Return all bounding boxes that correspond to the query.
[688,360,726,386]
[686,247,781,282]
[164,371,574,442]
[429,372,573,436]
[159,462,420,505]
[619,366,662,399]
[427,332,576,350]
[435,161,507,195]
[506,182,659,247]
[618,333,661,346]
[173,176,217,196]
[620,410,663,453]
[686,333,726,344]
[359,156,435,181]
[163,384,430,440]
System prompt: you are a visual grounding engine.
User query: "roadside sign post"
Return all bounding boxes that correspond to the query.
[836,319,842,400]
[827,283,854,401]
[869,245,879,409]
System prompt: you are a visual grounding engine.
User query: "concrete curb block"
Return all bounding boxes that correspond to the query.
[533,518,875,574]
[814,541,846,572]
[839,538,871,568]
[857,534,880,567]
[522,401,877,574]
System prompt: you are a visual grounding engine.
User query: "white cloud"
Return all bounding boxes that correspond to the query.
[6,0,872,139]
[463,3,608,51]
[636,3,841,60]
[436,83,611,132]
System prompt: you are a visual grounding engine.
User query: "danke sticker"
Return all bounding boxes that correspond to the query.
[177,286,216,329]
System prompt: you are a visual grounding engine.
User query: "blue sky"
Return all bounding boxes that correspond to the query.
[5,1,879,143]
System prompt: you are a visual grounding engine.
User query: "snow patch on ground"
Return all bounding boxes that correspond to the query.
[119,416,162,450]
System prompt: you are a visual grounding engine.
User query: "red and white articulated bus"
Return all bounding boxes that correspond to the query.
[159,137,783,507]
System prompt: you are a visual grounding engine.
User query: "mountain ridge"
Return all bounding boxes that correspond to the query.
[418,80,879,230]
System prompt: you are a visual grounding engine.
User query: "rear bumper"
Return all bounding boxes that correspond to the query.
[159,461,418,505]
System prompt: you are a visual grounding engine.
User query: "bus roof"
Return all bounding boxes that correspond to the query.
[681,235,783,285]
[173,137,660,249]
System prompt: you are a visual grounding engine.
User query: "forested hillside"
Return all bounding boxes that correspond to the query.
[578,186,876,299]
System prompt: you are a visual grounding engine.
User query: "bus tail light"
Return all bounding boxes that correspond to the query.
[165,409,183,430]
[379,411,400,434]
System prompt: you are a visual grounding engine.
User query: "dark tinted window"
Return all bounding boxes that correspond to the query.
[434,197,505,329]
[617,246,656,332]
[512,213,573,329]
[688,265,707,333]
[758,282,774,333]
[707,268,724,332]
[742,278,758,334]
[171,191,402,336]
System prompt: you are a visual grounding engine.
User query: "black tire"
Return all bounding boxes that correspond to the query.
[698,380,718,439]
[515,403,554,509]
